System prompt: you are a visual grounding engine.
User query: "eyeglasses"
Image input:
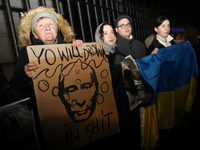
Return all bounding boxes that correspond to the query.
[117,23,131,29]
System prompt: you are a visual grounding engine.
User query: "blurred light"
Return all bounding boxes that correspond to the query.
[170,27,185,33]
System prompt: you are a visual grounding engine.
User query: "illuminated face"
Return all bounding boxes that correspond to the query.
[33,17,57,44]
[57,61,99,122]
[102,25,115,45]
[115,18,132,39]
[154,20,170,40]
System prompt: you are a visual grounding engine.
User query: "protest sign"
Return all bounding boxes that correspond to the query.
[27,42,120,149]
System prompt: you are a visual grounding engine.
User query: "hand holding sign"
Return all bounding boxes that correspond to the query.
[24,63,39,78]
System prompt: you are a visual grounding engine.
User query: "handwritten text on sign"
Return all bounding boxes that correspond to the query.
[27,42,119,149]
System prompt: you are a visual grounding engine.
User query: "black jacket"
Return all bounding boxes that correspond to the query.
[107,48,136,127]
[116,33,146,59]
[107,48,154,127]
[147,38,176,55]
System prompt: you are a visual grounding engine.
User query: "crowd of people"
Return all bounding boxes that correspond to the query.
[0,6,197,150]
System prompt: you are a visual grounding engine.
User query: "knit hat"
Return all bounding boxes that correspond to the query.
[114,15,132,28]
[31,12,58,34]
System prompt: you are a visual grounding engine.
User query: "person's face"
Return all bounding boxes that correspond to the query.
[102,25,115,45]
[58,65,98,122]
[115,18,132,39]
[33,17,57,44]
[155,20,170,40]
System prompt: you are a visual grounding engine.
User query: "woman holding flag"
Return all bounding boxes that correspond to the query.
[147,16,176,55]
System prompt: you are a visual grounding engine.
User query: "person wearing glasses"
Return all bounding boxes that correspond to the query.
[112,15,153,149]
[114,15,146,60]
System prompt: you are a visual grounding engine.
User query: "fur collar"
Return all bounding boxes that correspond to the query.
[18,6,75,48]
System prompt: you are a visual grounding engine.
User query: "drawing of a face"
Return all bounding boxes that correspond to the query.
[55,61,99,123]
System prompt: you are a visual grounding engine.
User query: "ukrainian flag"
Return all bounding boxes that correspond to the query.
[136,41,199,149]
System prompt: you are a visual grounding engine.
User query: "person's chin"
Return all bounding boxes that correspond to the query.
[74,109,92,122]
[45,36,56,41]
[44,38,56,43]
[123,32,130,37]
[108,42,115,45]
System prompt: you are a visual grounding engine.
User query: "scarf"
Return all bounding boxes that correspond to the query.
[103,40,117,55]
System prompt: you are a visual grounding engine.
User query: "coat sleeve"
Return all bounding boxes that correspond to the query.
[10,48,34,93]
[147,44,155,55]
[136,40,147,58]
[141,43,147,57]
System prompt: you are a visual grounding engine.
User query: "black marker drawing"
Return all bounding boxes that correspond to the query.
[52,60,100,123]
[38,79,49,92]
[27,43,120,148]
[30,44,111,123]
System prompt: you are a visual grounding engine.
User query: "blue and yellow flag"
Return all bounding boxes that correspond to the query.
[136,42,199,149]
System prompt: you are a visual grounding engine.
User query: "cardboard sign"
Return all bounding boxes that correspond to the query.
[27,42,120,149]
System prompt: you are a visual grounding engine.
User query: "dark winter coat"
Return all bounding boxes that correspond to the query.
[116,33,146,59]
[147,38,176,55]
[108,47,154,127]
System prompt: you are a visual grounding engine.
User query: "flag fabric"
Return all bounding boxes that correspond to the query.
[136,41,199,149]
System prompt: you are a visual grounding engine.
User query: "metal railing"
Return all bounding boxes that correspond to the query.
[3,0,155,58]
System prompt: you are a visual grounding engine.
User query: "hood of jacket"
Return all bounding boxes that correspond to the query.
[18,6,75,48]
[95,23,117,55]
